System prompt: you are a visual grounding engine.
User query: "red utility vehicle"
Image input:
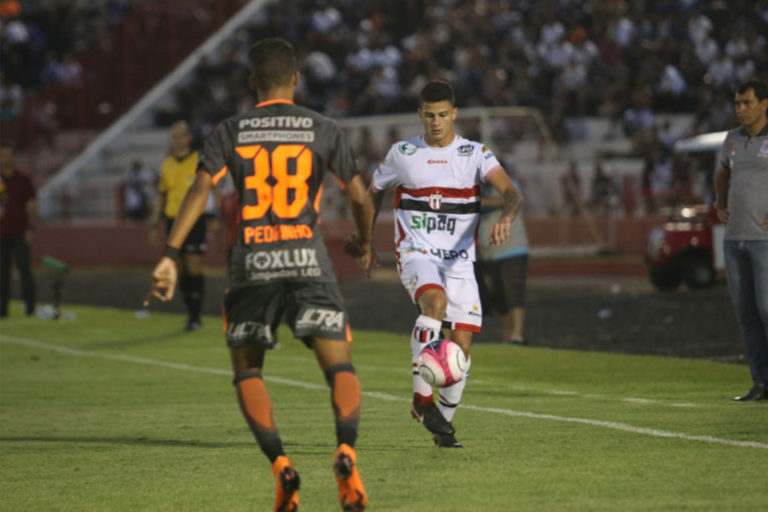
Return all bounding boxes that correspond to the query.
[645,130,727,291]
[646,204,724,290]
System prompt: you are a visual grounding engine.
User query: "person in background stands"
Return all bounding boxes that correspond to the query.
[123,159,155,222]
[476,167,530,345]
[0,141,36,318]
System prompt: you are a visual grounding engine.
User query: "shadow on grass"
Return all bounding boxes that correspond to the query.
[82,330,194,350]
[0,437,420,455]
[0,436,251,449]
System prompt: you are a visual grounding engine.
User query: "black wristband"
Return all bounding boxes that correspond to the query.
[163,245,180,259]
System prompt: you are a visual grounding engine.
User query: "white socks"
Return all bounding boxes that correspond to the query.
[411,315,442,399]
[410,315,471,423]
[438,356,471,423]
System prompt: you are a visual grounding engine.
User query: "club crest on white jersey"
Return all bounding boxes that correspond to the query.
[428,191,442,210]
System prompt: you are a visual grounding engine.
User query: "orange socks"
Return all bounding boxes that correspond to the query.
[325,363,361,447]
[234,371,285,462]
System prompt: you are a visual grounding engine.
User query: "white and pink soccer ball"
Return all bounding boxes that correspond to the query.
[417,339,467,387]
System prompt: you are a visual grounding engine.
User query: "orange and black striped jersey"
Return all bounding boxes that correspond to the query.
[199,99,359,288]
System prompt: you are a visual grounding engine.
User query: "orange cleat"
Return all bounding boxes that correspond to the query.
[333,444,367,511]
[272,455,300,512]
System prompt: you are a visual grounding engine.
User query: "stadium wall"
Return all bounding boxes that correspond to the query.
[31,217,662,276]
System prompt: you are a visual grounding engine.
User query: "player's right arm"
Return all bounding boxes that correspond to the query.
[345,174,375,276]
[713,163,730,224]
[355,144,399,273]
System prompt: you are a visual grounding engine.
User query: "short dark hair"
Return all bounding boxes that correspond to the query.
[248,38,297,92]
[736,80,768,102]
[419,81,455,106]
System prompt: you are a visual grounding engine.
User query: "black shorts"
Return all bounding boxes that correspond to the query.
[166,216,207,255]
[223,281,351,349]
[476,254,528,315]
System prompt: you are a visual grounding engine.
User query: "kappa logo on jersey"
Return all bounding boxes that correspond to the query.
[398,142,418,155]
[295,308,345,332]
[410,213,457,235]
[227,321,273,344]
[246,249,318,270]
[428,191,442,210]
[484,150,496,160]
[457,144,474,156]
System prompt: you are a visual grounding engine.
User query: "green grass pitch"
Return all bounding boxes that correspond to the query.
[1,303,767,511]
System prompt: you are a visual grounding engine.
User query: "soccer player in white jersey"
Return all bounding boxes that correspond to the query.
[369,81,522,447]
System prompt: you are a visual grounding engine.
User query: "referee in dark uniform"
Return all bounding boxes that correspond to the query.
[714,80,768,402]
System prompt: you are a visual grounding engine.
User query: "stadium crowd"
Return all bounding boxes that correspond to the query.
[0,0,133,143]
[2,0,767,216]
[4,0,767,141]
[0,0,130,92]
[163,0,767,141]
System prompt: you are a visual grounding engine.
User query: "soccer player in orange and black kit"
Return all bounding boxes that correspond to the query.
[145,38,373,512]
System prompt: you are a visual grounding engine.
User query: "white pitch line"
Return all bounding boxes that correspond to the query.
[481,382,705,409]
[460,404,768,449]
[293,356,707,409]
[2,334,766,450]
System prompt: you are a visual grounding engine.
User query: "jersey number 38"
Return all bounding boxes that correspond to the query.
[235,144,313,220]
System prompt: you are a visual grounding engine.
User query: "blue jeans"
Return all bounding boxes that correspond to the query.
[723,240,768,385]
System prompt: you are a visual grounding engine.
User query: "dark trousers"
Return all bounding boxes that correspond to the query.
[0,235,36,316]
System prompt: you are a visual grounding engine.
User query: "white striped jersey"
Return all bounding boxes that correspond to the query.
[372,135,503,264]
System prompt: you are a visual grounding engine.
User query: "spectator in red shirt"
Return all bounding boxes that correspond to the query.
[0,141,36,317]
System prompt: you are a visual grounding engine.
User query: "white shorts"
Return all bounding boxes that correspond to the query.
[398,253,482,333]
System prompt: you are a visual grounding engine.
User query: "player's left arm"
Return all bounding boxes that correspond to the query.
[144,170,213,305]
[484,168,523,246]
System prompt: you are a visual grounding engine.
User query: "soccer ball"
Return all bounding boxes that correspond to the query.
[417,339,467,387]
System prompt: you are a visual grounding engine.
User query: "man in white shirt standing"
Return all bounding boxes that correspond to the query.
[368,81,522,447]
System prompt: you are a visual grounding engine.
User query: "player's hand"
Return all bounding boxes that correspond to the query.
[489,216,512,246]
[143,256,178,307]
[344,234,374,277]
[715,204,729,224]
